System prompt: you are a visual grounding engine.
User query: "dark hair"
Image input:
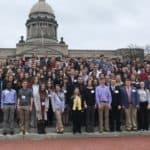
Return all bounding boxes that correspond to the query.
[6,82,12,88]
[22,79,28,83]
[86,79,94,87]
[125,78,131,81]
[39,83,47,93]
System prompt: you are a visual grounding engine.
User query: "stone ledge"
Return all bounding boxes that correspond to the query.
[0,131,149,141]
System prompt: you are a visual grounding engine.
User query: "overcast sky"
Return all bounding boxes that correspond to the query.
[0,0,150,50]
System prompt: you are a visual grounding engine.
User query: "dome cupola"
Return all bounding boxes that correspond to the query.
[26,0,58,43]
[30,0,54,16]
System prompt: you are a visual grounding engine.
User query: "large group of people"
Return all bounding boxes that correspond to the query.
[0,55,150,135]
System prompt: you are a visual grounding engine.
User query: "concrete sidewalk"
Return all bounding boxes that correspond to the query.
[0,128,149,140]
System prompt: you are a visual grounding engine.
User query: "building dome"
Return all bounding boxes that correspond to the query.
[30,0,54,15]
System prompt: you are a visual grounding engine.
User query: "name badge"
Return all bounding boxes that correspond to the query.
[64,90,67,94]
[22,96,26,100]
[132,89,136,92]
[115,90,119,94]
[91,90,95,94]
[74,80,77,83]
[42,102,45,106]
[48,94,52,98]
[5,91,9,94]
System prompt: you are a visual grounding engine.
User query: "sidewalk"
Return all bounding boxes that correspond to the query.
[0,128,149,140]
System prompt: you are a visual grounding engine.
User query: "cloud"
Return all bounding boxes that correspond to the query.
[0,0,150,49]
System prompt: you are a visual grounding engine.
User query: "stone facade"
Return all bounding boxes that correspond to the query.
[0,0,144,60]
[15,0,69,58]
[68,49,117,58]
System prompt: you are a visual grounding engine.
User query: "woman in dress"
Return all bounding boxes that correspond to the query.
[84,80,96,132]
[34,83,49,134]
[51,84,65,133]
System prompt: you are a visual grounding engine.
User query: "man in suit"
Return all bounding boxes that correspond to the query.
[121,79,139,131]
[109,78,122,132]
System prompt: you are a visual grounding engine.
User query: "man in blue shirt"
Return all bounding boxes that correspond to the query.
[1,82,17,135]
[96,77,112,132]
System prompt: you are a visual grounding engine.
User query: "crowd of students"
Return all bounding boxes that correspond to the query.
[0,55,150,135]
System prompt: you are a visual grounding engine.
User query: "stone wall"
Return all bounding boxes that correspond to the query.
[0,48,16,59]
[68,49,117,58]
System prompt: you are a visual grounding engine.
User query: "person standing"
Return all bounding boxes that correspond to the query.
[71,87,84,134]
[0,73,4,122]
[121,79,139,131]
[96,77,112,133]
[84,80,96,132]
[47,80,54,126]
[145,74,150,90]
[62,77,72,126]
[1,82,17,135]
[51,84,65,134]
[31,77,39,128]
[138,81,150,130]
[17,80,33,135]
[109,78,122,132]
[34,83,49,134]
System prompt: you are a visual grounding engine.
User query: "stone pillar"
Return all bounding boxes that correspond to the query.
[51,26,55,40]
[27,26,29,39]
[54,26,57,40]
[35,24,38,38]
[30,24,33,38]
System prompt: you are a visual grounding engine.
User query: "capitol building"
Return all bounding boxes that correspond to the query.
[0,0,144,59]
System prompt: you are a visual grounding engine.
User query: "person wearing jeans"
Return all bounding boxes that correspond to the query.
[1,82,17,135]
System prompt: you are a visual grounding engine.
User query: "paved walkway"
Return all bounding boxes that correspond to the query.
[0,130,149,140]
[0,136,150,150]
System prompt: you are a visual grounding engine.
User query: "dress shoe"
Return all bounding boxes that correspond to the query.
[10,131,14,135]
[2,132,7,136]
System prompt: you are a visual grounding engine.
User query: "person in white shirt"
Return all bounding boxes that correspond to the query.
[138,81,150,130]
[89,65,101,79]
[31,77,39,128]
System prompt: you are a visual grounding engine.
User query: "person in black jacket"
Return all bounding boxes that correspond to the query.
[71,87,84,134]
[109,78,122,131]
[84,79,96,132]
[62,77,73,126]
